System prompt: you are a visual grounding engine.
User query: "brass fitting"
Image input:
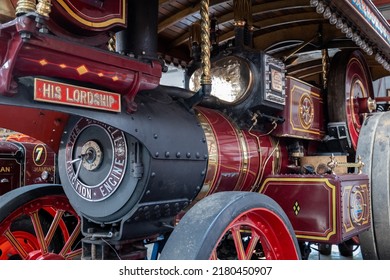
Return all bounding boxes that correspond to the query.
[327,154,364,174]
[15,0,36,16]
[200,0,211,87]
[36,0,51,17]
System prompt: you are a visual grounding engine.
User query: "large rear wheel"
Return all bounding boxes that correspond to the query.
[160,192,301,260]
[328,50,374,151]
[0,184,81,260]
[357,112,390,259]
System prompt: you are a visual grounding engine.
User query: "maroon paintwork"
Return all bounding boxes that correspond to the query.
[273,77,325,141]
[0,15,161,113]
[196,107,289,197]
[51,0,126,33]
[0,141,21,196]
[0,136,56,196]
[7,0,126,38]
[259,174,371,244]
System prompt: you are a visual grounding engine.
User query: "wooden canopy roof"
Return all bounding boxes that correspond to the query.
[157,0,390,81]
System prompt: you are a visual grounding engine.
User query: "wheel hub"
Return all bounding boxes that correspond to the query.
[28,251,66,260]
[81,140,103,171]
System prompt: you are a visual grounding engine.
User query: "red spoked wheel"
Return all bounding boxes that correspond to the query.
[0,184,81,260]
[327,50,374,151]
[160,192,301,260]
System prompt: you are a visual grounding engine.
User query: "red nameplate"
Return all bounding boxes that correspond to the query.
[34,78,121,112]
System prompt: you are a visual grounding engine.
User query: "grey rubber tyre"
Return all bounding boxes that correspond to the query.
[357,112,390,259]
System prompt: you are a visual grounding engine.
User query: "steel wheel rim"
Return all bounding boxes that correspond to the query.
[211,208,300,260]
[0,195,81,260]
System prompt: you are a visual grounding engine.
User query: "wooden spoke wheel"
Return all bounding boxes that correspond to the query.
[328,50,374,151]
[357,112,390,259]
[0,184,81,260]
[160,192,301,260]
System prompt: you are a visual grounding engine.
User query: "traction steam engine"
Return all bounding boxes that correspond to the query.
[0,0,389,260]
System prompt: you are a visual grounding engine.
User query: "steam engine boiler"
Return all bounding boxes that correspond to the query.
[57,83,285,258]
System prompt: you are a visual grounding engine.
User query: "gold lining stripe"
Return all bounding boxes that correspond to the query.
[343,185,355,233]
[360,184,370,226]
[234,128,248,191]
[57,0,126,28]
[195,109,219,197]
[222,114,247,191]
[289,85,323,135]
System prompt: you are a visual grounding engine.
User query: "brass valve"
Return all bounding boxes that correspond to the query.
[327,154,364,174]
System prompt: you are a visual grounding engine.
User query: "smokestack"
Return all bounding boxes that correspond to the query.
[116,0,158,60]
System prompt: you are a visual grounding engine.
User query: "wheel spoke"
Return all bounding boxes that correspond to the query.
[3,229,29,259]
[64,248,82,260]
[245,230,259,259]
[231,225,246,259]
[30,211,49,255]
[0,188,81,260]
[59,219,81,258]
[44,210,65,246]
